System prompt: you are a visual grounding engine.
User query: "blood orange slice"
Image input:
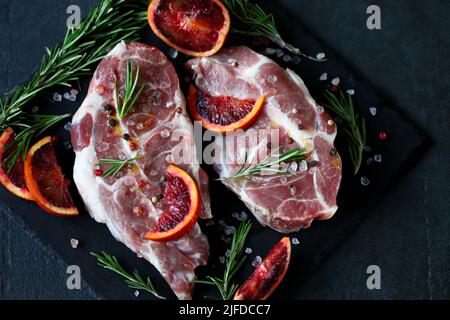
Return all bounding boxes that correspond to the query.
[187,84,265,133]
[145,164,200,242]
[24,136,78,216]
[0,128,33,200]
[147,0,230,57]
[234,237,291,300]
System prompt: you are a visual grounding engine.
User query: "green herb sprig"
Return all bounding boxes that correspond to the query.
[195,220,252,300]
[221,147,310,181]
[3,114,71,173]
[115,60,145,119]
[223,0,326,62]
[91,251,165,300]
[97,154,144,178]
[0,0,148,170]
[324,89,366,174]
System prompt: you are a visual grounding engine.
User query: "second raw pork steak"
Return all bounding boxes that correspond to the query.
[186,46,342,233]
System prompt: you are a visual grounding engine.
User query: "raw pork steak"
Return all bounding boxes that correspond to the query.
[186,46,342,233]
[71,42,210,299]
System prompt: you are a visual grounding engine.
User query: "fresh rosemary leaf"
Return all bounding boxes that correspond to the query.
[222,0,326,62]
[195,220,252,300]
[115,60,145,119]
[90,251,165,300]
[324,89,366,174]
[221,147,311,181]
[3,114,71,173]
[0,0,149,169]
[97,154,144,178]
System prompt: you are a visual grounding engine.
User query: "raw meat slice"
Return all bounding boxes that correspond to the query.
[186,46,342,233]
[71,42,210,299]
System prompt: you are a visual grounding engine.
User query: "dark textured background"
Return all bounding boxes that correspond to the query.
[0,0,448,299]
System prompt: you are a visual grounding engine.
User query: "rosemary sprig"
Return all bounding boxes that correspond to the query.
[91,251,165,300]
[221,147,310,181]
[324,89,366,174]
[115,60,145,119]
[97,154,144,178]
[3,114,71,173]
[195,220,252,300]
[0,0,148,169]
[223,0,326,62]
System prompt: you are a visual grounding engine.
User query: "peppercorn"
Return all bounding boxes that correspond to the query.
[122,133,131,141]
[108,118,117,127]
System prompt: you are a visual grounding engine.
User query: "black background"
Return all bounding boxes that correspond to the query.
[0,0,448,299]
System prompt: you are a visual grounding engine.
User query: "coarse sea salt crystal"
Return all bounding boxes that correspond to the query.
[219,256,226,264]
[232,212,240,220]
[370,107,378,116]
[361,176,370,186]
[316,52,326,60]
[221,235,231,243]
[134,290,140,297]
[31,106,39,113]
[374,154,382,163]
[293,55,301,65]
[169,48,179,59]
[64,122,72,131]
[283,55,292,62]
[239,211,247,221]
[206,220,215,227]
[364,146,372,152]
[70,88,79,96]
[225,249,231,258]
[70,238,79,249]
[347,89,355,95]
[245,247,253,254]
[265,47,276,55]
[320,73,328,81]
[290,185,297,196]
[53,92,62,102]
[331,77,340,86]
[299,160,308,171]
[367,157,373,165]
[252,256,262,267]
[276,49,284,58]
[292,238,300,245]
[160,129,170,138]
[63,92,71,100]
[68,94,77,102]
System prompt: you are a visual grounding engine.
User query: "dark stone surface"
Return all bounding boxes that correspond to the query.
[0,0,448,299]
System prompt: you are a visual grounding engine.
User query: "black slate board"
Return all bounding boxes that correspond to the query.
[0,1,429,300]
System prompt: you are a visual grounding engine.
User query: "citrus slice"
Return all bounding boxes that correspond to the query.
[147,0,230,57]
[24,136,78,216]
[145,164,200,242]
[234,237,291,300]
[0,128,33,200]
[187,85,265,133]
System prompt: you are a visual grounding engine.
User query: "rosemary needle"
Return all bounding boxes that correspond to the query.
[195,220,252,300]
[91,251,165,300]
[221,147,310,181]
[324,89,366,174]
[97,154,144,178]
[0,0,149,170]
[223,0,326,62]
[115,60,145,120]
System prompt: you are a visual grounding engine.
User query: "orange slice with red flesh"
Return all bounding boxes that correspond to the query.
[147,0,230,57]
[187,84,265,133]
[145,164,200,242]
[0,128,33,200]
[234,237,291,300]
[24,136,78,216]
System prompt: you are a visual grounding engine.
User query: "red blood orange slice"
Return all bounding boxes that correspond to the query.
[187,84,265,133]
[0,128,33,200]
[24,136,78,216]
[234,237,291,300]
[147,0,230,57]
[145,164,200,242]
